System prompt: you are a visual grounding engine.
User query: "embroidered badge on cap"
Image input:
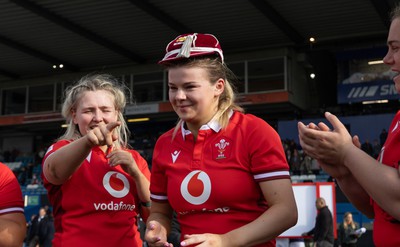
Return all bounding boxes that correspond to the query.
[159,33,224,64]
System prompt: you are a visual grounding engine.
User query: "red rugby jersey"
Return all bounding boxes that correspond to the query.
[373,110,400,247]
[150,111,290,247]
[0,162,24,215]
[42,140,150,247]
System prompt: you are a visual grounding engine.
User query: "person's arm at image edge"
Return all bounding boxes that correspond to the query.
[317,112,400,220]
[0,213,26,247]
[340,143,400,220]
[297,115,374,218]
[334,171,374,218]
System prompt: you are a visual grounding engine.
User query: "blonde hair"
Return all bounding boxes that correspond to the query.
[59,74,130,149]
[343,212,356,230]
[163,56,244,138]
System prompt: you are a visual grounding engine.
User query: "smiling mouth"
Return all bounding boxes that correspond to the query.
[177,105,190,108]
[393,72,400,81]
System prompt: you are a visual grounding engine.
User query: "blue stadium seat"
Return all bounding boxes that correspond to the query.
[336,202,373,226]
[4,161,23,171]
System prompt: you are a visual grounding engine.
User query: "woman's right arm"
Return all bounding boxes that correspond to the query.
[43,136,93,185]
[44,121,120,185]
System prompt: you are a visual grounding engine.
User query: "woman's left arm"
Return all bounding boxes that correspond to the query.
[224,178,298,246]
[107,149,151,219]
[180,178,297,247]
[131,168,151,220]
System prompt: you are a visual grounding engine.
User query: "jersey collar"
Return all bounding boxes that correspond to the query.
[180,110,233,140]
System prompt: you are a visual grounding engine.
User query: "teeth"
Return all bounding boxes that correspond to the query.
[392,74,400,82]
[387,71,400,80]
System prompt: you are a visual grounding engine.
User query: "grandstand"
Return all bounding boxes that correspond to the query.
[3,155,47,221]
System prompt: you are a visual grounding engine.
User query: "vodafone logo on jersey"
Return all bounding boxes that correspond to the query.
[93,172,135,211]
[180,170,211,205]
[103,171,130,198]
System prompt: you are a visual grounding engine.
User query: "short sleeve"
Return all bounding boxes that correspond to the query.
[129,149,151,181]
[41,140,71,185]
[149,135,169,202]
[0,163,24,215]
[244,115,290,182]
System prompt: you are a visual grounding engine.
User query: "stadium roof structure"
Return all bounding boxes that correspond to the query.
[0,0,392,82]
[0,0,396,138]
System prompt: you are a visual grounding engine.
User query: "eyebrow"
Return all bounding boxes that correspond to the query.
[81,106,114,110]
[387,40,400,46]
[168,81,196,86]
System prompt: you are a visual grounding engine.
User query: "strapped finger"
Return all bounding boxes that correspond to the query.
[317,122,330,131]
[307,122,319,130]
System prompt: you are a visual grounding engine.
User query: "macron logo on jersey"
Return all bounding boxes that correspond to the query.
[171,150,181,163]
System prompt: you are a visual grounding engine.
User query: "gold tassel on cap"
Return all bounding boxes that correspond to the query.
[177,33,196,58]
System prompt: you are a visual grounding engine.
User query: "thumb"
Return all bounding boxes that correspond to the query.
[325,112,347,133]
[352,135,361,148]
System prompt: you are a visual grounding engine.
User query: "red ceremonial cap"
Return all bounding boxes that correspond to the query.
[159,33,224,64]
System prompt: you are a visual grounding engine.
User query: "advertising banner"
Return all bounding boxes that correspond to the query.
[337,80,397,104]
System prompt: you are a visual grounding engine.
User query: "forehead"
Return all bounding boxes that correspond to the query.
[78,90,115,106]
[168,67,209,82]
[388,18,400,43]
